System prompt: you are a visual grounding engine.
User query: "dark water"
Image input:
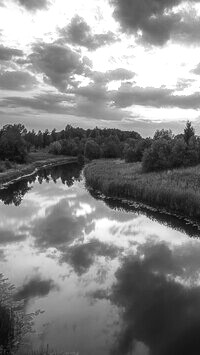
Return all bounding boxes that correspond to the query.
[0,164,200,355]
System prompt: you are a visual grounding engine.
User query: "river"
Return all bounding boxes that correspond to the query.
[0,163,200,355]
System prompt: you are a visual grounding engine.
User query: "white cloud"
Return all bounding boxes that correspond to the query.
[0,0,200,134]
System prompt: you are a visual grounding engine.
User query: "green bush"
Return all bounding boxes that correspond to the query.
[48,141,62,155]
[142,139,172,172]
[84,139,101,160]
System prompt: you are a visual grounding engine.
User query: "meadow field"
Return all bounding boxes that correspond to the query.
[84,160,200,220]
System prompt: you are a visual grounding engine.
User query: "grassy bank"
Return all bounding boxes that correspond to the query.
[0,153,77,187]
[84,160,200,220]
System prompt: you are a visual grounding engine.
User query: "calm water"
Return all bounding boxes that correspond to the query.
[0,163,200,354]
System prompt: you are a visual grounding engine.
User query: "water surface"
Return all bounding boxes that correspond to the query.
[0,164,200,355]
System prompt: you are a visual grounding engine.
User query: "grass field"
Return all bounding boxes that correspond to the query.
[84,159,200,220]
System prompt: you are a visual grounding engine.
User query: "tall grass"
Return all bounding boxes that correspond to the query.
[0,274,36,354]
[84,159,200,220]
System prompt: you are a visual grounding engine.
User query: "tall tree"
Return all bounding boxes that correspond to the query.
[184,121,195,145]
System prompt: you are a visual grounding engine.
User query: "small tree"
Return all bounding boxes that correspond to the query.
[184,121,195,145]
[49,141,62,155]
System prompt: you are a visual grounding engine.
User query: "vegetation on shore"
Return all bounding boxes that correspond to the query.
[0,154,77,187]
[0,274,36,354]
[2,121,200,217]
[84,160,200,220]
[0,121,199,174]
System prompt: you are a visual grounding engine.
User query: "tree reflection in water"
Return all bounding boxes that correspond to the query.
[0,163,82,207]
[88,188,200,238]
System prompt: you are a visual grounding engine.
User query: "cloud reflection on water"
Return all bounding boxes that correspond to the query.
[91,239,200,355]
[60,238,122,275]
[1,164,200,354]
[14,274,59,302]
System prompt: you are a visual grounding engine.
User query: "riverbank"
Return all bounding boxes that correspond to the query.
[0,154,77,187]
[84,159,200,220]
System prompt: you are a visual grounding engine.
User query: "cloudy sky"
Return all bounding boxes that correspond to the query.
[1,0,200,136]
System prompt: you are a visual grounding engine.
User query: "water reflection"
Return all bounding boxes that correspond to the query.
[15,275,59,304]
[90,190,200,238]
[61,239,121,275]
[0,164,200,354]
[103,240,200,355]
[31,198,87,250]
[0,180,32,206]
[0,163,82,207]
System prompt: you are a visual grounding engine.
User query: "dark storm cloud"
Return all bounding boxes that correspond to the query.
[59,15,117,50]
[15,0,50,11]
[95,240,200,355]
[61,239,121,275]
[112,83,200,109]
[0,71,38,91]
[29,41,92,91]
[14,275,58,301]
[110,0,200,45]
[0,45,23,61]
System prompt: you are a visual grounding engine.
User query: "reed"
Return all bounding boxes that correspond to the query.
[84,159,200,220]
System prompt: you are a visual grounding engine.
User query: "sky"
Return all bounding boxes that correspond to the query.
[1,0,200,136]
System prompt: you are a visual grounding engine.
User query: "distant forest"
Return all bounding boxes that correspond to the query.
[0,121,199,173]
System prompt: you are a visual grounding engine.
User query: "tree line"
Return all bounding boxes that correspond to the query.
[0,124,141,163]
[0,121,199,173]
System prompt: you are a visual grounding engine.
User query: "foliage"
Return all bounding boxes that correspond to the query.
[142,138,173,172]
[125,138,152,163]
[153,129,173,140]
[1,121,199,172]
[101,137,121,159]
[0,124,27,163]
[142,122,199,172]
[60,139,78,156]
[84,139,101,160]
[77,153,85,165]
[184,120,195,144]
[0,160,15,173]
[0,274,35,354]
[48,141,62,155]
